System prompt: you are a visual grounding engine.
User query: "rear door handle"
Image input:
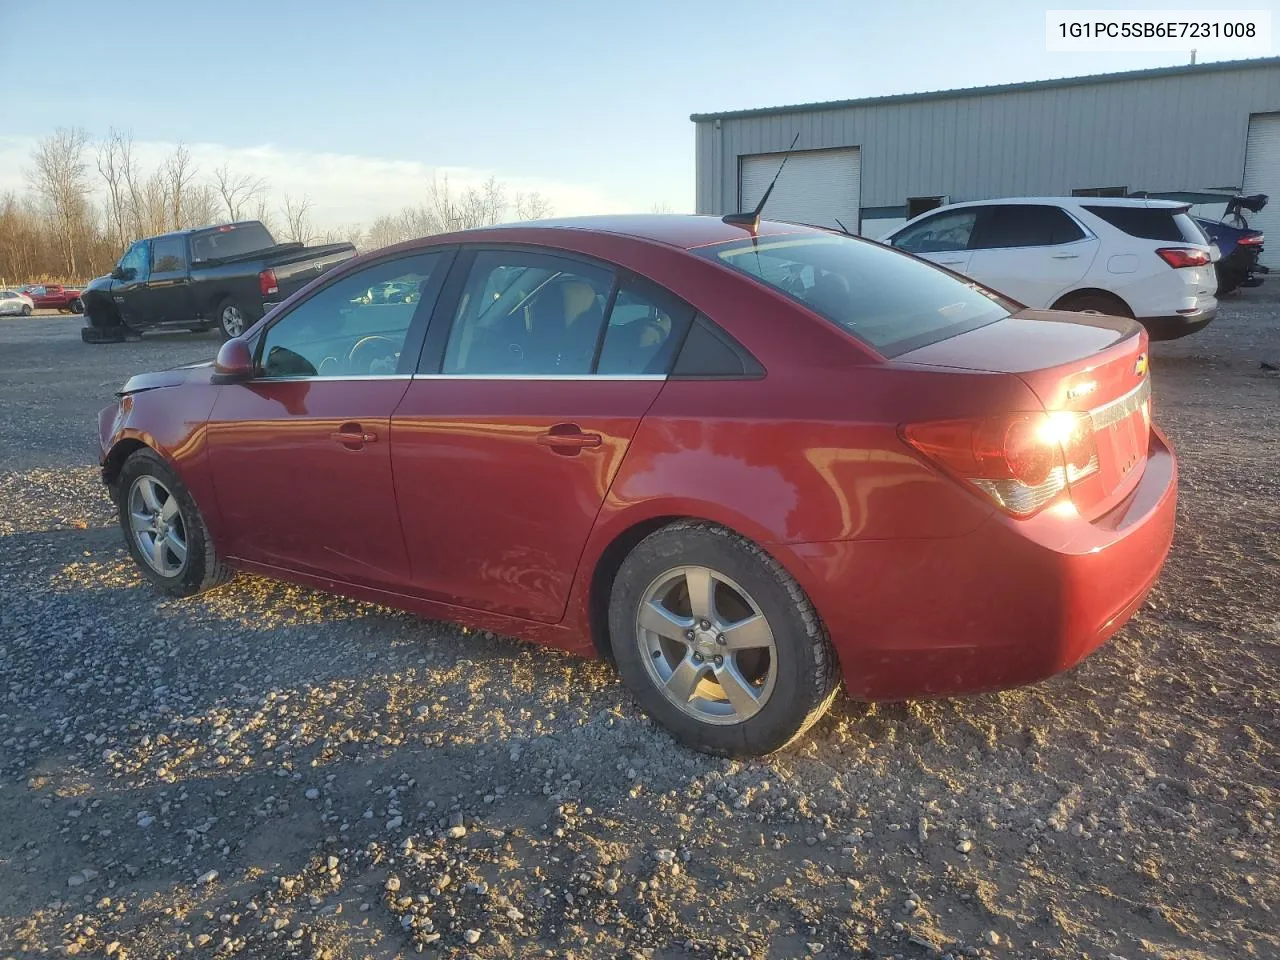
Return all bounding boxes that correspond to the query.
[1051,253,1080,259]
[331,423,378,447]
[936,259,965,265]
[536,424,602,454]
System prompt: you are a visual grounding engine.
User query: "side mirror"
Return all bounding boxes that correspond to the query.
[112,266,135,281]
[213,338,254,383]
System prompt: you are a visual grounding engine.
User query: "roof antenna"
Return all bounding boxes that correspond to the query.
[723,131,800,229]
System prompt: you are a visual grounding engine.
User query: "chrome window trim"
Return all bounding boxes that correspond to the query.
[248,374,415,383]
[411,373,667,382]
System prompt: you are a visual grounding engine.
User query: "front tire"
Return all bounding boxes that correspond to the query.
[70,298,84,314]
[608,521,839,756]
[216,298,248,339]
[117,449,233,597]
[21,304,31,316]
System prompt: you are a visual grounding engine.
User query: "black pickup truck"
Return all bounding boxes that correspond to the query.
[80,220,356,342]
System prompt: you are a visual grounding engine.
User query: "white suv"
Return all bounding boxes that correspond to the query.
[883,197,1218,339]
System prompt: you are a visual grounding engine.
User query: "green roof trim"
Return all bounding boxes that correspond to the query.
[690,56,1280,123]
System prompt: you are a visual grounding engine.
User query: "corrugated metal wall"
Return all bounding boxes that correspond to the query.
[695,64,1280,218]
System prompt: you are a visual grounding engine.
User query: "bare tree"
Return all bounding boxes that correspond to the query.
[213,162,267,221]
[252,195,278,235]
[95,129,132,250]
[26,128,92,276]
[514,191,553,221]
[280,193,315,244]
[163,143,198,230]
[650,201,674,214]
[182,183,220,231]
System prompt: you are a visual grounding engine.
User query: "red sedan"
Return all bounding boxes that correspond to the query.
[97,216,1176,755]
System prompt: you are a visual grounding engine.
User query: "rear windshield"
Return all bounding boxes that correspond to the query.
[698,234,1010,357]
[189,222,276,263]
[1084,205,1206,243]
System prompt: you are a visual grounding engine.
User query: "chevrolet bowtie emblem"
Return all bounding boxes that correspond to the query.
[1134,353,1148,377]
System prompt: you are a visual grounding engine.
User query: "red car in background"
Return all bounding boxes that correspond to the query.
[95,215,1177,756]
[21,283,84,313]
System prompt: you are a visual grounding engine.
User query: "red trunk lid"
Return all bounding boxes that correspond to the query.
[895,309,1152,518]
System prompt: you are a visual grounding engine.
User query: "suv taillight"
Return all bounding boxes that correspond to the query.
[902,412,1099,517]
[1238,234,1264,246]
[1156,247,1211,268]
[259,268,279,297]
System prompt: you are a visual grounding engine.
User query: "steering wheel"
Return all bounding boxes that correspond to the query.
[347,335,399,375]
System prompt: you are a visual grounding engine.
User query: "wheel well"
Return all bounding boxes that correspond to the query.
[587,516,684,661]
[102,439,148,498]
[85,296,121,328]
[1051,288,1134,317]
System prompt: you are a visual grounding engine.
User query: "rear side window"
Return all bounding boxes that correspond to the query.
[700,234,1009,357]
[1084,205,1205,243]
[596,281,694,376]
[150,237,186,272]
[972,205,1086,248]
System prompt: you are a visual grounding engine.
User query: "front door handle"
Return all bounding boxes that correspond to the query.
[536,424,602,455]
[331,423,378,447]
[1051,253,1080,259]
[936,259,965,266]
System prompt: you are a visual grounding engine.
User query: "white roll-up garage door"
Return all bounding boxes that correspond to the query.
[1242,113,1280,268]
[740,147,860,233]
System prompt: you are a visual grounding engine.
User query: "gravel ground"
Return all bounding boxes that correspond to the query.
[0,301,1276,960]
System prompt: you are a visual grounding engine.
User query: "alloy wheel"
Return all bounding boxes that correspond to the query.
[221,305,245,337]
[128,476,188,577]
[635,565,777,725]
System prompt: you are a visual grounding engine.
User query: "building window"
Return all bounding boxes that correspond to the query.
[1071,186,1128,198]
[907,196,947,218]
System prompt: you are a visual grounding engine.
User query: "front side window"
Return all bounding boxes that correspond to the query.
[257,252,443,378]
[442,251,613,375]
[150,237,186,273]
[972,205,1086,249]
[701,234,1010,357]
[890,209,978,254]
[118,241,149,278]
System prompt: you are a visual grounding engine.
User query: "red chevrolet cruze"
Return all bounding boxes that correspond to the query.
[98,216,1176,755]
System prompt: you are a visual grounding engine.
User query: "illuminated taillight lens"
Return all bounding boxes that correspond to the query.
[902,412,1099,517]
[1156,247,1211,268]
[1238,234,1264,246]
[259,268,279,297]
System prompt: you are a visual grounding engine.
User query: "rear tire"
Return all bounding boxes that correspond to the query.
[608,521,839,757]
[216,298,248,339]
[1052,291,1134,318]
[70,298,84,314]
[117,448,233,597]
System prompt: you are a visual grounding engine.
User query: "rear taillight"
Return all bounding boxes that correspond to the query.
[902,412,1099,517]
[259,268,279,297]
[1156,247,1211,268]
[1238,234,1264,246]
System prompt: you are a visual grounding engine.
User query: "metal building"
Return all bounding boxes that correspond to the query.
[692,57,1280,264]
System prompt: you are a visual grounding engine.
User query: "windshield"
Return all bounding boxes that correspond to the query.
[699,233,1011,357]
[189,222,276,262]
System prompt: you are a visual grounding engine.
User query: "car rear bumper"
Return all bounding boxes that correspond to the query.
[1138,304,1217,340]
[788,427,1177,701]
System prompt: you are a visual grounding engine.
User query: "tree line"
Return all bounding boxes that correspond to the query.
[1,127,554,285]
